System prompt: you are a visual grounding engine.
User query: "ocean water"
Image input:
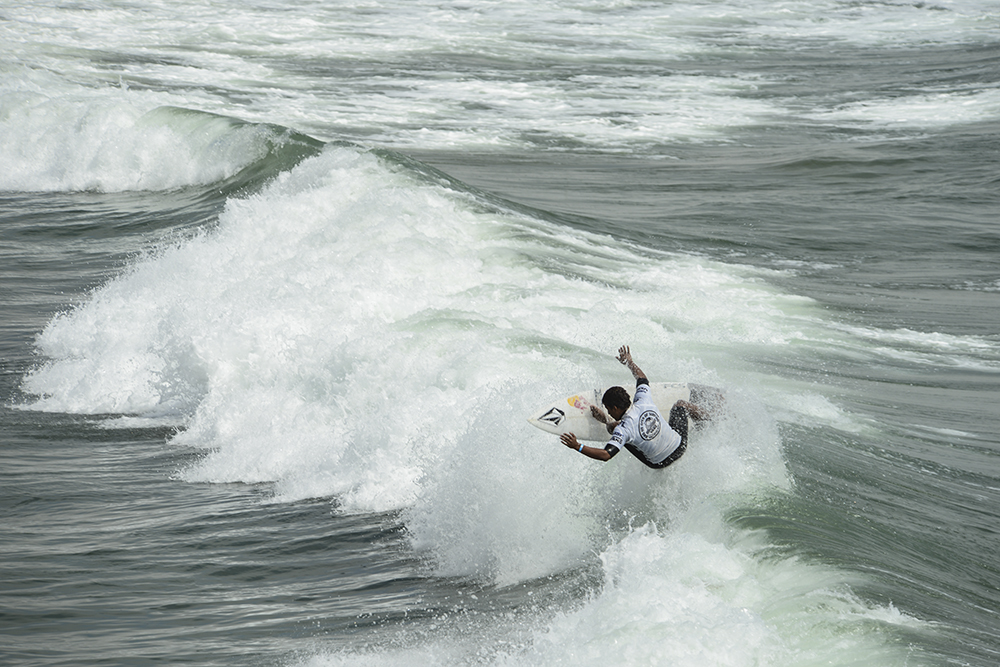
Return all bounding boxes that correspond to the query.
[2,1,999,665]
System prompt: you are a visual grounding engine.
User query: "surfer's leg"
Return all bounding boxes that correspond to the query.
[651,403,691,469]
[667,403,690,441]
[675,399,710,423]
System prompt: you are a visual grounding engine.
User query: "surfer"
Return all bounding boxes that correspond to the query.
[560,345,710,468]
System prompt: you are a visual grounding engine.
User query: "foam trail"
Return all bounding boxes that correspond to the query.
[506,523,922,667]
[296,514,923,666]
[807,88,1000,129]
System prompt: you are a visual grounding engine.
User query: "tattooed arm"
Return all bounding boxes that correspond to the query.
[617,345,647,382]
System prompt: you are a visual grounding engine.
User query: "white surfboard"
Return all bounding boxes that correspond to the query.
[527,382,697,442]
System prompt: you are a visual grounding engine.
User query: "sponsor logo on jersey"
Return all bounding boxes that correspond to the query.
[638,410,661,441]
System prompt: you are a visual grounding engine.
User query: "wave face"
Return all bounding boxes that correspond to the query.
[22,144,792,508]
[17,144,927,663]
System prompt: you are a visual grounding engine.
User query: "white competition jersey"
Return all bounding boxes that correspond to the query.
[605,382,682,466]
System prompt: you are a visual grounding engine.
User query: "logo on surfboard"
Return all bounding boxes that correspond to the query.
[539,407,566,426]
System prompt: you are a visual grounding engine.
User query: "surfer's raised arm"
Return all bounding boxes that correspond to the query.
[617,345,647,382]
[586,345,643,435]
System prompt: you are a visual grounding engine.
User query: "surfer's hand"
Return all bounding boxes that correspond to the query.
[617,345,632,365]
[590,405,608,423]
[617,344,646,381]
[560,433,580,450]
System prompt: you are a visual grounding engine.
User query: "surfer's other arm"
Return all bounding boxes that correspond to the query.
[617,345,647,382]
[560,432,612,462]
[590,404,619,435]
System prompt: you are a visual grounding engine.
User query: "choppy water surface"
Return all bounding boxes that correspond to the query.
[2,1,999,665]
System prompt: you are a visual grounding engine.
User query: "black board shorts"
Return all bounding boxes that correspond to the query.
[654,403,690,469]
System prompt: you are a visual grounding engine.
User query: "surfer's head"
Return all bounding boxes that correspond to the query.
[602,386,631,419]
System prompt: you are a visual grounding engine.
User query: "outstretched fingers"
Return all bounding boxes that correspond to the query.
[617,345,631,365]
[560,432,579,449]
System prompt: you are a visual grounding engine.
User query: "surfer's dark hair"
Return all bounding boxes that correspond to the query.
[602,386,631,412]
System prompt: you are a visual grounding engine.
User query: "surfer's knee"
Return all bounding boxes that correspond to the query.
[676,399,709,422]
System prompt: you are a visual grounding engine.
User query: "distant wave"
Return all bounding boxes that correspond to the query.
[0,94,321,193]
